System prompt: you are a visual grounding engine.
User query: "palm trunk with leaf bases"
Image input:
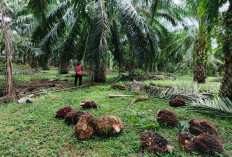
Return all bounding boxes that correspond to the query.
[157,63,164,72]
[149,63,153,72]
[23,53,27,65]
[193,24,207,84]
[127,60,136,76]
[38,55,50,70]
[59,58,70,74]
[28,53,38,68]
[193,40,207,83]
[1,0,17,100]
[120,65,126,73]
[94,59,106,82]
[220,1,232,101]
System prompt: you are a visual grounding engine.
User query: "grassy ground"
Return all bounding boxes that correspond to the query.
[139,76,221,91]
[0,70,231,157]
[0,70,76,87]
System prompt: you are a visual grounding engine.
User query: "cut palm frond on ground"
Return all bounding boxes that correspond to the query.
[158,82,217,101]
[128,98,152,107]
[186,97,232,118]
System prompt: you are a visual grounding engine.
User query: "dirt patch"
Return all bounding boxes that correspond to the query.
[119,73,176,81]
[0,67,40,75]
[16,79,74,97]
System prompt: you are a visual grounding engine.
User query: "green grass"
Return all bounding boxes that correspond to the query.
[0,69,81,87]
[140,76,222,91]
[0,71,231,156]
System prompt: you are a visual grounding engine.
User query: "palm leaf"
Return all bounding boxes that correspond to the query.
[150,0,158,24]
[28,0,50,22]
[116,0,153,68]
[87,0,108,76]
[110,19,125,68]
[186,97,232,118]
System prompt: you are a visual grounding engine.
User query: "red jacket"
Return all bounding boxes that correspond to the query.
[75,65,83,75]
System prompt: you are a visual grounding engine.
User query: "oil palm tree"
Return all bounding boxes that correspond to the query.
[184,0,210,83]
[216,0,232,100]
[190,0,232,100]
[0,0,41,67]
[133,0,187,72]
[28,0,158,82]
[0,0,16,100]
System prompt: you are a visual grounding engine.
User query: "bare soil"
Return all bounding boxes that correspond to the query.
[16,79,74,97]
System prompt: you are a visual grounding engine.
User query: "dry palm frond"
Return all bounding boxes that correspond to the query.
[128,98,152,107]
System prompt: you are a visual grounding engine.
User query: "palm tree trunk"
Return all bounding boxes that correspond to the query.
[128,60,135,75]
[220,1,232,101]
[94,60,106,82]
[120,65,126,73]
[193,27,207,84]
[29,53,38,68]
[39,56,50,70]
[59,59,70,74]
[157,63,164,72]
[23,53,27,65]
[1,0,16,100]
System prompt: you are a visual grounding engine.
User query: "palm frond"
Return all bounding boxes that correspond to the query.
[158,82,218,101]
[41,5,74,52]
[156,11,178,26]
[186,97,232,118]
[46,1,71,27]
[110,19,125,68]
[60,16,81,61]
[150,0,158,24]
[87,0,108,76]
[116,0,153,68]
[28,0,50,21]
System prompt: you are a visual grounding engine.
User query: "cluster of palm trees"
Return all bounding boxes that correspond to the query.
[0,0,231,100]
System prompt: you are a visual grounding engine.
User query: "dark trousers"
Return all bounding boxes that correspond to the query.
[75,74,82,86]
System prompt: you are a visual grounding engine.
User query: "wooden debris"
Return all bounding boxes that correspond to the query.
[108,94,134,98]
[26,98,38,103]
[126,80,160,95]
[111,84,126,90]
[128,98,152,106]
[18,94,34,103]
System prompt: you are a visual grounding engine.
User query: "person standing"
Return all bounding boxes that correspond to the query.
[75,62,83,86]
